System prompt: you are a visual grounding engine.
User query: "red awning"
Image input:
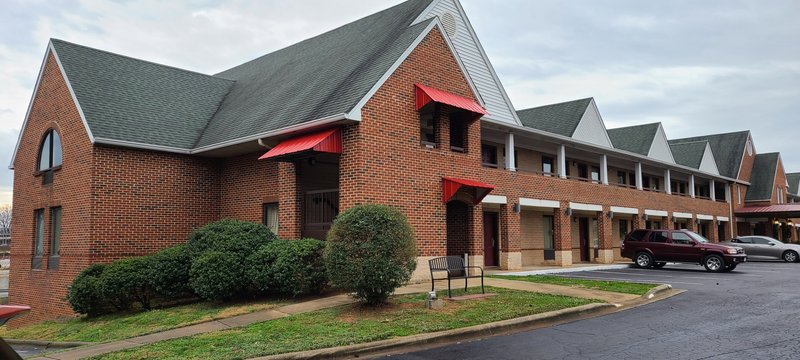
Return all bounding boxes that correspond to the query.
[259,128,342,161]
[0,305,30,326]
[415,84,488,115]
[734,204,800,217]
[442,177,494,205]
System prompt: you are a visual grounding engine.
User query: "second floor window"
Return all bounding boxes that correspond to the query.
[37,129,63,185]
[420,112,436,146]
[449,118,465,151]
[33,209,44,269]
[542,156,554,175]
[591,166,600,183]
[481,144,498,168]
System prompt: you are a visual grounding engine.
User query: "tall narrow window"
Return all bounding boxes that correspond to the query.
[578,163,588,179]
[420,112,436,147]
[542,156,554,175]
[449,117,465,152]
[49,207,62,270]
[37,129,62,185]
[543,215,555,260]
[481,144,498,168]
[33,209,44,269]
[618,219,629,242]
[591,166,600,183]
[617,171,627,185]
[262,203,279,236]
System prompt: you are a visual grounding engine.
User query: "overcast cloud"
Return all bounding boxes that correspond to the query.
[1,0,799,205]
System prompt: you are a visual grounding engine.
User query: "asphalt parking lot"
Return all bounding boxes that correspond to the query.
[389,260,800,359]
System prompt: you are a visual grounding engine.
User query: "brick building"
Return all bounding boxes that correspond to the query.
[9,0,799,325]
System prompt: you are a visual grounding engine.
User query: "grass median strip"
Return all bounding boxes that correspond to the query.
[91,287,596,360]
[490,275,656,295]
[0,299,287,343]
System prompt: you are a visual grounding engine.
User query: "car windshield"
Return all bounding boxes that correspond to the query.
[687,231,710,244]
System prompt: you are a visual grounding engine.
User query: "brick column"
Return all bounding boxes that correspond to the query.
[467,204,484,273]
[685,217,696,232]
[498,203,522,270]
[596,208,615,263]
[632,212,642,230]
[277,161,302,239]
[553,203,573,267]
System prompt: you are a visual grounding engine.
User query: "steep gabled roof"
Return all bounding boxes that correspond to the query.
[197,0,436,148]
[608,123,660,156]
[516,98,592,137]
[670,141,707,169]
[670,130,751,179]
[787,173,800,195]
[51,39,235,150]
[745,152,780,202]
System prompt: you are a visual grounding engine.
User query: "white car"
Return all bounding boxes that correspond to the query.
[721,236,800,262]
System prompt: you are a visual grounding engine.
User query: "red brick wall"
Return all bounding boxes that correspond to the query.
[219,152,279,222]
[10,53,95,326]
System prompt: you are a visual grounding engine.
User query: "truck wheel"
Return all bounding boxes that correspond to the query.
[635,252,653,268]
[703,254,724,272]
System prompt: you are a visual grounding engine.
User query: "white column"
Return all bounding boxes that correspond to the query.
[725,183,731,203]
[710,180,716,201]
[689,175,696,198]
[557,144,567,179]
[505,132,516,172]
[600,154,608,185]
[635,162,643,190]
[664,169,672,195]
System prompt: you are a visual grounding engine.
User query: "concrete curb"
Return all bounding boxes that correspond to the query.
[642,284,673,300]
[501,264,631,276]
[250,303,615,360]
[5,338,90,347]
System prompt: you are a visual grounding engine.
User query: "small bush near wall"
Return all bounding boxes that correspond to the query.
[186,219,276,260]
[247,239,327,297]
[150,244,192,298]
[325,204,417,305]
[67,264,108,316]
[100,257,155,311]
[189,251,246,302]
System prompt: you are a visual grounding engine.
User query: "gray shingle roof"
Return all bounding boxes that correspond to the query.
[515,98,591,137]
[51,39,235,149]
[745,152,779,202]
[49,0,435,151]
[607,123,659,156]
[787,173,800,195]
[669,131,750,179]
[669,140,708,169]
[197,0,435,148]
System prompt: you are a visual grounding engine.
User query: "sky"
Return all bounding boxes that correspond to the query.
[1,0,799,206]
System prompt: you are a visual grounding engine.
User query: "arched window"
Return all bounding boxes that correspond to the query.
[37,129,62,185]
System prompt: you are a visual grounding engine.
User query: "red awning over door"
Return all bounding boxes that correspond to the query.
[442,177,495,205]
[415,84,488,115]
[258,128,342,161]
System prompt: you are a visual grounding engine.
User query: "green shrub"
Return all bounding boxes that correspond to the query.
[186,219,277,260]
[189,251,246,301]
[67,264,107,316]
[325,204,416,305]
[100,257,156,311]
[247,239,327,296]
[150,245,193,298]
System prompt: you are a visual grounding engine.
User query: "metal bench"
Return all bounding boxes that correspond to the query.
[429,256,484,298]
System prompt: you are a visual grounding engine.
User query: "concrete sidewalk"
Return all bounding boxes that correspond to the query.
[29,277,638,360]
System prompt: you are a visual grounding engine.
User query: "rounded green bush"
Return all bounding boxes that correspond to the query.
[150,244,193,298]
[186,219,277,260]
[325,204,417,305]
[247,239,327,297]
[100,257,155,311]
[67,264,107,316]
[189,251,246,301]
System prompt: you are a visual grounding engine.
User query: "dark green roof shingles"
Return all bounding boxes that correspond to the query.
[607,123,659,156]
[787,173,800,195]
[669,140,708,169]
[745,153,779,202]
[515,98,591,137]
[670,131,750,179]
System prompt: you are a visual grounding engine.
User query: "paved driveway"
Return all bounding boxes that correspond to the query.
[386,261,800,360]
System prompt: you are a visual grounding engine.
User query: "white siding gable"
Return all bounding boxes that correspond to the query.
[413,0,520,125]
[698,142,721,175]
[572,98,613,147]
[647,123,676,164]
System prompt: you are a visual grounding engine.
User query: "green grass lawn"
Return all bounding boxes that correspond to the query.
[0,299,288,343]
[490,275,656,295]
[92,287,597,360]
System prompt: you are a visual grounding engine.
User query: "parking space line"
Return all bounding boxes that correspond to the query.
[585,270,676,278]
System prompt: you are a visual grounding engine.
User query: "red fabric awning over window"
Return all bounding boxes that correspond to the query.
[442,177,495,205]
[258,128,342,161]
[415,84,488,115]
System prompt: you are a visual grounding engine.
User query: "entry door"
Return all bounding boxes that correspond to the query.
[579,218,590,262]
[483,212,499,267]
